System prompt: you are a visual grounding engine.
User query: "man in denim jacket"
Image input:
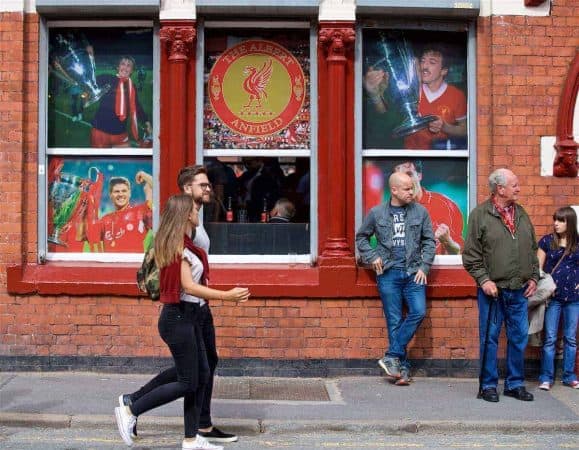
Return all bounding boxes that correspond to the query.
[356,171,435,385]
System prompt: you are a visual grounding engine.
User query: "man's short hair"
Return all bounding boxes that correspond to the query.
[393,160,423,174]
[274,198,296,219]
[118,55,136,69]
[488,169,508,194]
[109,176,131,192]
[421,44,449,70]
[177,165,207,191]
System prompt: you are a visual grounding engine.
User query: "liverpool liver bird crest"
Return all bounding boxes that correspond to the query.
[242,58,273,108]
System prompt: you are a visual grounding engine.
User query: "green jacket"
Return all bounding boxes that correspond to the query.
[462,199,540,290]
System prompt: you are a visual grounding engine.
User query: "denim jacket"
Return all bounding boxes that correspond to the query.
[356,202,436,275]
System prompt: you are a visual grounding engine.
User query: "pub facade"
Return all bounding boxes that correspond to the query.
[1,0,577,376]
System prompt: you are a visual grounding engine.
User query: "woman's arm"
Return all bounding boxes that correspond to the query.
[180,260,250,302]
[537,248,547,272]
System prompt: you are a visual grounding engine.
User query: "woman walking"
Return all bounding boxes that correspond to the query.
[114,194,250,449]
[537,206,579,391]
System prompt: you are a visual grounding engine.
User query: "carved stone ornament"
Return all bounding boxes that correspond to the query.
[319,26,355,61]
[160,26,196,62]
[524,0,548,6]
[553,51,579,178]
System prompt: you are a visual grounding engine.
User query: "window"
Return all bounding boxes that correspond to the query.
[197,21,316,263]
[40,21,158,262]
[356,21,476,264]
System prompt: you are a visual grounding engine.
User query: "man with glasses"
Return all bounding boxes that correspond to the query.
[119,165,238,444]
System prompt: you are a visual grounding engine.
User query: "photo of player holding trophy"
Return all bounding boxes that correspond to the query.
[362,29,468,151]
[48,157,153,254]
[47,28,153,149]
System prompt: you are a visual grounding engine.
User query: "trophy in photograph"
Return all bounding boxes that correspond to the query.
[53,34,110,108]
[376,33,436,138]
[48,167,99,247]
[48,173,84,246]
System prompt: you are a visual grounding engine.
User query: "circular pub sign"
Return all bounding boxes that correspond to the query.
[208,40,306,137]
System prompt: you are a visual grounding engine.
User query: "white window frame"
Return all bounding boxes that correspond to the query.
[354,19,478,266]
[196,19,318,265]
[38,19,160,263]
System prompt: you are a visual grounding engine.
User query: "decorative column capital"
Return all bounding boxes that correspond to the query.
[553,140,579,178]
[318,25,355,62]
[160,25,196,62]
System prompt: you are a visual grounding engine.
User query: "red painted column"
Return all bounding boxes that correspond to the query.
[159,22,196,205]
[318,23,355,260]
[553,51,578,178]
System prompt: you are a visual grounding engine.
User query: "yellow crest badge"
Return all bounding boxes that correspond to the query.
[209,40,306,137]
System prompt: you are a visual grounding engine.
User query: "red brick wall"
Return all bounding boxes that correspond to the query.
[477,2,579,238]
[0,6,578,366]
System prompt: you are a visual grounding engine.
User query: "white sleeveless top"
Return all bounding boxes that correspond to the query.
[180,248,206,306]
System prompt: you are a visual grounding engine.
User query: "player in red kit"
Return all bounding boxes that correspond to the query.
[394,161,463,254]
[364,44,467,150]
[88,171,153,252]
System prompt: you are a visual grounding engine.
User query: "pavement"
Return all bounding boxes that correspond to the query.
[1,371,578,435]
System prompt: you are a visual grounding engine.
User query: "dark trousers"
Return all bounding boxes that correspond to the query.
[130,303,210,438]
[130,304,217,431]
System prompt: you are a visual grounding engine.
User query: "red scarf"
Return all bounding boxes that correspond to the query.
[492,195,516,236]
[115,76,139,141]
[184,234,210,286]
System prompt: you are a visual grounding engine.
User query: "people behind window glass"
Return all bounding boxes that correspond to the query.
[283,158,310,223]
[204,158,238,222]
[203,158,310,224]
[269,198,296,224]
[364,43,467,150]
[237,157,282,222]
[537,206,579,391]
[90,56,152,148]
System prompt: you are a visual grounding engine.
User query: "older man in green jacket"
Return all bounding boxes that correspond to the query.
[463,168,539,403]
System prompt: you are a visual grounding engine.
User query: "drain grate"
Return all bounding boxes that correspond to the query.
[213,377,330,401]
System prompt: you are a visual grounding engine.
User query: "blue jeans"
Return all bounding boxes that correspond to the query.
[377,268,426,368]
[540,300,579,384]
[477,287,528,391]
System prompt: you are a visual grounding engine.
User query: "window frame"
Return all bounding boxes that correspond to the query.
[354,19,478,266]
[38,19,160,263]
[195,19,318,264]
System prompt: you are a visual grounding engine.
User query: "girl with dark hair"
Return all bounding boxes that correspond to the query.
[114,194,250,450]
[537,206,579,391]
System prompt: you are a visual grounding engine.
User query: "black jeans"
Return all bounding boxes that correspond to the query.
[130,303,209,438]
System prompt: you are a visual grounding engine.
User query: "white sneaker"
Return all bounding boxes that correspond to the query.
[114,405,137,446]
[118,395,138,439]
[182,435,224,450]
[539,382,551,391]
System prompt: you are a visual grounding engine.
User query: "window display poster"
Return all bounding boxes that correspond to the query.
[204,30,310,150]
[362,157,468,255]
[47,156,153,253]
[362,29,468,150]
[47,27,154,149]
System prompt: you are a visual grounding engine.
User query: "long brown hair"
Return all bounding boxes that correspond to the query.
[154,194,194,268]
[551,206,578,255]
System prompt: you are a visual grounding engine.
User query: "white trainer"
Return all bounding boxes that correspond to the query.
[182,434,224,450]
[114,405,137,446]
